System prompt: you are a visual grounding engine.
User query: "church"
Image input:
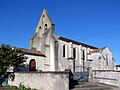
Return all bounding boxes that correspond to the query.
[19,9,115,73]
[8,9,120,90]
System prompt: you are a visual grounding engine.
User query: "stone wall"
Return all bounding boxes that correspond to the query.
[8,71,69,90]
[92,70,120,87]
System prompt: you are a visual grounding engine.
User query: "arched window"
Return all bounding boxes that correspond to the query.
[45,24,47,30]
[82,50,85,60]
[106,55,109,65]
[63,45,66,57]
[73,48,76,59]
[29,59,36,71]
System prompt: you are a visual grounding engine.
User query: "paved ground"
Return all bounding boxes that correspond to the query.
[71,82,120,90]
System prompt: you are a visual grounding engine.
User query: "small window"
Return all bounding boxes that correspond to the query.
[45,24,47,26]
[39,26,41,29]
[73,48,76,59]
[63,45,66,57]
[45,24,47,30]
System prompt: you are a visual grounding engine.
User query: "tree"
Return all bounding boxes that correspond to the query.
[0,44,26,86]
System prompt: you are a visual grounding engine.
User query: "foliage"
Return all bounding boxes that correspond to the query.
[0,44,27,86]
[5,85,18,89]
[18,84,36,90]
[5,84,36,90]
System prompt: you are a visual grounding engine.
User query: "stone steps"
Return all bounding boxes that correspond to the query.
[71,82,120,90]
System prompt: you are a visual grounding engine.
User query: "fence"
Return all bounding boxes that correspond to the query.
[74,66,92,82]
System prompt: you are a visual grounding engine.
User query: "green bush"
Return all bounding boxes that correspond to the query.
[5,84,36,90]
[5,85,18,89]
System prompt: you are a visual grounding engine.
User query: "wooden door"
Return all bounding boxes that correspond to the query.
[29,59,36,71]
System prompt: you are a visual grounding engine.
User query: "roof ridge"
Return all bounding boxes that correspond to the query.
[59,36,98,49]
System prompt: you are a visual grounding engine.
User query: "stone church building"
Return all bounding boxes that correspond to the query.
[9,9,120,90]
[19,9,115,73]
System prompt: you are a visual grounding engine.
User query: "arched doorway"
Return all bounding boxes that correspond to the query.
[29,59,36,71]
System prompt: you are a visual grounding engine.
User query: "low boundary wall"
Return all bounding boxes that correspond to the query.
[92,70,120,87]
[8,71,69,90]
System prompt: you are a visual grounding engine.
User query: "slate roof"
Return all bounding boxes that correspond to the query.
[22,48,46,57]
[59,36,98,49]
[90,49,101,53]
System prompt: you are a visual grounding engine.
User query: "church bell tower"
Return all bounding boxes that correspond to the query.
[30,9,58,71]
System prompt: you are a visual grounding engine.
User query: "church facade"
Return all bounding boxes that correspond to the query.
[20,9,115,73]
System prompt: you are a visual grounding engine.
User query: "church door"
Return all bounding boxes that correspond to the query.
[29,59,36,71]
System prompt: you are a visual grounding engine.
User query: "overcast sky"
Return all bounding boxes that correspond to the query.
[0,0,120,64]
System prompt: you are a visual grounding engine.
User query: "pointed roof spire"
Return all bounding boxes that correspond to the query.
[42,9,53,24]
[35,9,54,33]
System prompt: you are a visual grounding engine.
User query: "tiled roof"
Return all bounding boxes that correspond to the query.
[22,48,46,57]
[59,36,98,49]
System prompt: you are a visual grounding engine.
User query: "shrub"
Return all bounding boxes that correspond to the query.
[5,84,36,90]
